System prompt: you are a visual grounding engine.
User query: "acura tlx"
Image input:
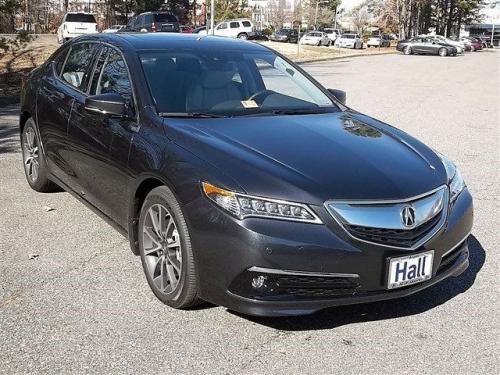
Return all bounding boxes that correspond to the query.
[19,33,473,316]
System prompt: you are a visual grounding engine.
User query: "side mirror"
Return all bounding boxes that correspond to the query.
[85,93,128,117]
[328,88,346,105]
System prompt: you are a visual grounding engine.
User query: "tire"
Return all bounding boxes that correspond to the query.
[21,118,59,192]
[237,33,248,40]
[438,47,448,57]
[404,45,412,55]
[139,186,201,309]
[470,45,475,52]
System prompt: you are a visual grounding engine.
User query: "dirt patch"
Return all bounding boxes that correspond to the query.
[0,37,58,102]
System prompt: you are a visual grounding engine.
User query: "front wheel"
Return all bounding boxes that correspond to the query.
[438,47,448,57]
[404,45,412,55]
[139,186,201,309]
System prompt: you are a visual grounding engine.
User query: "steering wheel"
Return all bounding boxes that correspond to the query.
[247,89,274,105]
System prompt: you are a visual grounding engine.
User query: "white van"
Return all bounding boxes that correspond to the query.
[57,13,98,44]
[199,19,254,39]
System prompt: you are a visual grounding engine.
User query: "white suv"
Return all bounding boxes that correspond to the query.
[57,13,98,44]
[199,19,254,39]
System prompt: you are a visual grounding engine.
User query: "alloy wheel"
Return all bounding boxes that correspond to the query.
[439,48,447,57]
[142,204,182,295]
[23,127,39,182]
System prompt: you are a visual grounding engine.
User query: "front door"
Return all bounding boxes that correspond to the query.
[66,46,137,226]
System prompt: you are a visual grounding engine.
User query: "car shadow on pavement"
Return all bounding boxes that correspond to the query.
[232,235,485,331]
[0,105,21,155]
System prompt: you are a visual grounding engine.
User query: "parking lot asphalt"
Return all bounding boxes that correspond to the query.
[0,50,498,374]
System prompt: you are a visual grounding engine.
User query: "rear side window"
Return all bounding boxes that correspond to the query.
[65,14,96,23]
[230,22,239,29]
[242,21,251,27]
[154,13,177,23]
[61,43,97,90]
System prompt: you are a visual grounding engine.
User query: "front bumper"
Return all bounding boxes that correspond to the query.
[185,188,473,316]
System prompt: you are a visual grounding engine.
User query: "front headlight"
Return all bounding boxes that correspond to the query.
[202,182,323,224]
[439,153,466,203]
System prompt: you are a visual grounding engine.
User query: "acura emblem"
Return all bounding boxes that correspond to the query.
[401,206,416,227]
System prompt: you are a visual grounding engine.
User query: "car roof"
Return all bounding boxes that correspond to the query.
[70,33,269,53]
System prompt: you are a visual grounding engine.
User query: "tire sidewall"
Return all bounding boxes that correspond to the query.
[138,186,197,307]
[21,119,49,191]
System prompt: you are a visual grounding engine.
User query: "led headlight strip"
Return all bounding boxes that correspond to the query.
[202,182,323,224]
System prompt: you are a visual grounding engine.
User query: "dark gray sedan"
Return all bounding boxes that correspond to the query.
[397,37,457,56]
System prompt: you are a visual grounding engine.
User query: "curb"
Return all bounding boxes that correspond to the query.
[294,50,399,64]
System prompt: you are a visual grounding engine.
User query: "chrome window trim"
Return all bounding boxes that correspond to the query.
[324,185,450,250]
[248,266,359,279]
[52,40,140,130]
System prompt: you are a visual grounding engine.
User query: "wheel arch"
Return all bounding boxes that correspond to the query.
[19,111,32,134]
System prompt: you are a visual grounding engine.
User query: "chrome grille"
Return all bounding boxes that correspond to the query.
[346,212,441,247]
[326,186,449,249]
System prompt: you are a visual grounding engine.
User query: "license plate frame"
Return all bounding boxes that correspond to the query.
[387,250,434,290]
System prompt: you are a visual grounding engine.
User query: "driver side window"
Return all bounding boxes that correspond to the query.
[217,23,228,30]
[90,47,133,102]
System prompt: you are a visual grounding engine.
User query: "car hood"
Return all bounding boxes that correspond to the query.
[165,111,447,204]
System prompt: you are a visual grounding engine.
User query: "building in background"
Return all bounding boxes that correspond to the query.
[248,0,297,30]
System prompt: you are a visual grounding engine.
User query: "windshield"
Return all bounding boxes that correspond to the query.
[343,34,355,39]
[66,13,96,23]
[139,49,338,117]
[277,29,290,35]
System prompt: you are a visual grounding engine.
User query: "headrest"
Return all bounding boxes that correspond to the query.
[176,57,201,74]
[201,62,235,89]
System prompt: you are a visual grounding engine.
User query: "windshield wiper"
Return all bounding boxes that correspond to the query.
[159,112,226,118]
[234,108,329,117]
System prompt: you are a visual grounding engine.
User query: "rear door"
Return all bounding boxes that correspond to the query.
[36,42,97,187]
[66,46,137,225]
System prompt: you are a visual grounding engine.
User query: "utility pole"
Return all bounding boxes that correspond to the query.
[491,24,495,47]
[210,0,215,35]
[314,0,319,30]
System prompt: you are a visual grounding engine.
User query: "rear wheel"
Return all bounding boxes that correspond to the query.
[139,186,201,309]
[237,33,248,40]
[438,47,448,57]
[21,118,59,192]
[404,45,412,55]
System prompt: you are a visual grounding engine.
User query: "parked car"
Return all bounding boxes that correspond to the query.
[323,28,342,42]
[366,35,391,48]
[57,12,98,44]
[180,25,193,33]
[300,31,331,46]
[460,36,482,52]
[102,25,126,33]
[192,26,206,34]
[269,28,299,43]
[248,31,269,41]
[123,11,180,33]
[335,33,363,49]
[20,33,472,317]
[198,19,254,40]
[424,35,465,54]
[396,37,457,56]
